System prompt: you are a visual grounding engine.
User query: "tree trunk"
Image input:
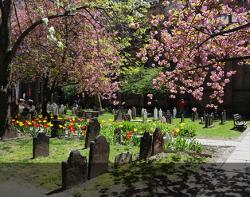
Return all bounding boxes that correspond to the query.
[97,93,103,111]
[41,76,52,117]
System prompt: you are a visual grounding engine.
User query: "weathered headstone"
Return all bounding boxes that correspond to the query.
[132,107,137,119]
[139,132,152,160]
[141,108,145,117]
[153,107,158,121]
[114,109,123,122]
[200,116,204,124]
[62,150,88,189]
[143,110,148,123]
[159,109,163,120]
[128,109,132,120]
[180,114,185,123]
[51,103,59,116]
[173,107,177,118]
[221,111,225,125]
[166,110,172,124]
[85,118,100,148]
[123,114,131,121]
[191,112,199,122]
[152,128,165,155]
[114,152,132,167]
[33,133,49,158]
[88,136,110,179]
[59,104,66,116]
[161,116,167,123]
[114,128,122,144]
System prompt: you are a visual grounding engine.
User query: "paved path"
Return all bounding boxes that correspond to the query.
[197,128,250,164]
[0,179,70,197]
[226,128,250,163]
[196,138,240,147]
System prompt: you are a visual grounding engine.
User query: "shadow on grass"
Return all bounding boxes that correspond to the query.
[93,161,250,196]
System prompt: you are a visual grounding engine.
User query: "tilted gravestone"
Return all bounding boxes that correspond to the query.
[114,152,132,167]
[152,128,165,155]
[132,107,137,119]
[33,133,49,158]
[139,132,152,160]
[114,128,122,144]
[85,118,100,149]
[88,136,110,179]
[62,150,88,189]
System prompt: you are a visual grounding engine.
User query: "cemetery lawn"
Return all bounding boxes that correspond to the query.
[0,138,139,189]
[99,113,244,140]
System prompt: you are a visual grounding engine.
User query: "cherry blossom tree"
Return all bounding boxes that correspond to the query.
[11,10,120,114]
[138,0,250,105]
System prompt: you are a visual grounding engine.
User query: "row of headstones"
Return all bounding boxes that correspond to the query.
[114,107,173,123]
[47,103,67,116]
[199,110,226,127]
[62,128,166,189]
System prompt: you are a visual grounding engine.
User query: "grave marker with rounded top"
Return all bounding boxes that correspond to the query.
[114,152,132,168]
[88,135,110,179]
[33,132,49,158]
[62,150,88,189]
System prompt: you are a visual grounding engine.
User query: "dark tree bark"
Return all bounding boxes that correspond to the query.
[0,0,13,138]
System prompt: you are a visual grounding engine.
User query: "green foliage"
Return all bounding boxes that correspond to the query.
[166,137,203,153]
[178,123,197,138]
[120,67,166,94]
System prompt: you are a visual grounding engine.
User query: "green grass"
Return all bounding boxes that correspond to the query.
[0,138,139,189]
[98,113,243,140]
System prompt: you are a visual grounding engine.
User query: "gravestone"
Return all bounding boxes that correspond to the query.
[191,112,198,122]
[51,103,59,116]
[139,132,152,160]
[114,152,132,167]
[180,114,185,123]
[62,150,88,189]
[132,107,137,119]
[114,128,122,144]
[152,128,165,155]
[142,110,148,123]
[33,133,49,158]
[173,107,177,118]
[141,108,145,117]
[161,116,166,123]
[128,109,132,120]
[59,104,66,116]
[166,110,172,124]
[114,109,123,122]
[88,136,110,179]
[85,118,100,148]
[200,116,204,124]
[153,107,158,121]
[159,109,163,120]
[221,111,225,124]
